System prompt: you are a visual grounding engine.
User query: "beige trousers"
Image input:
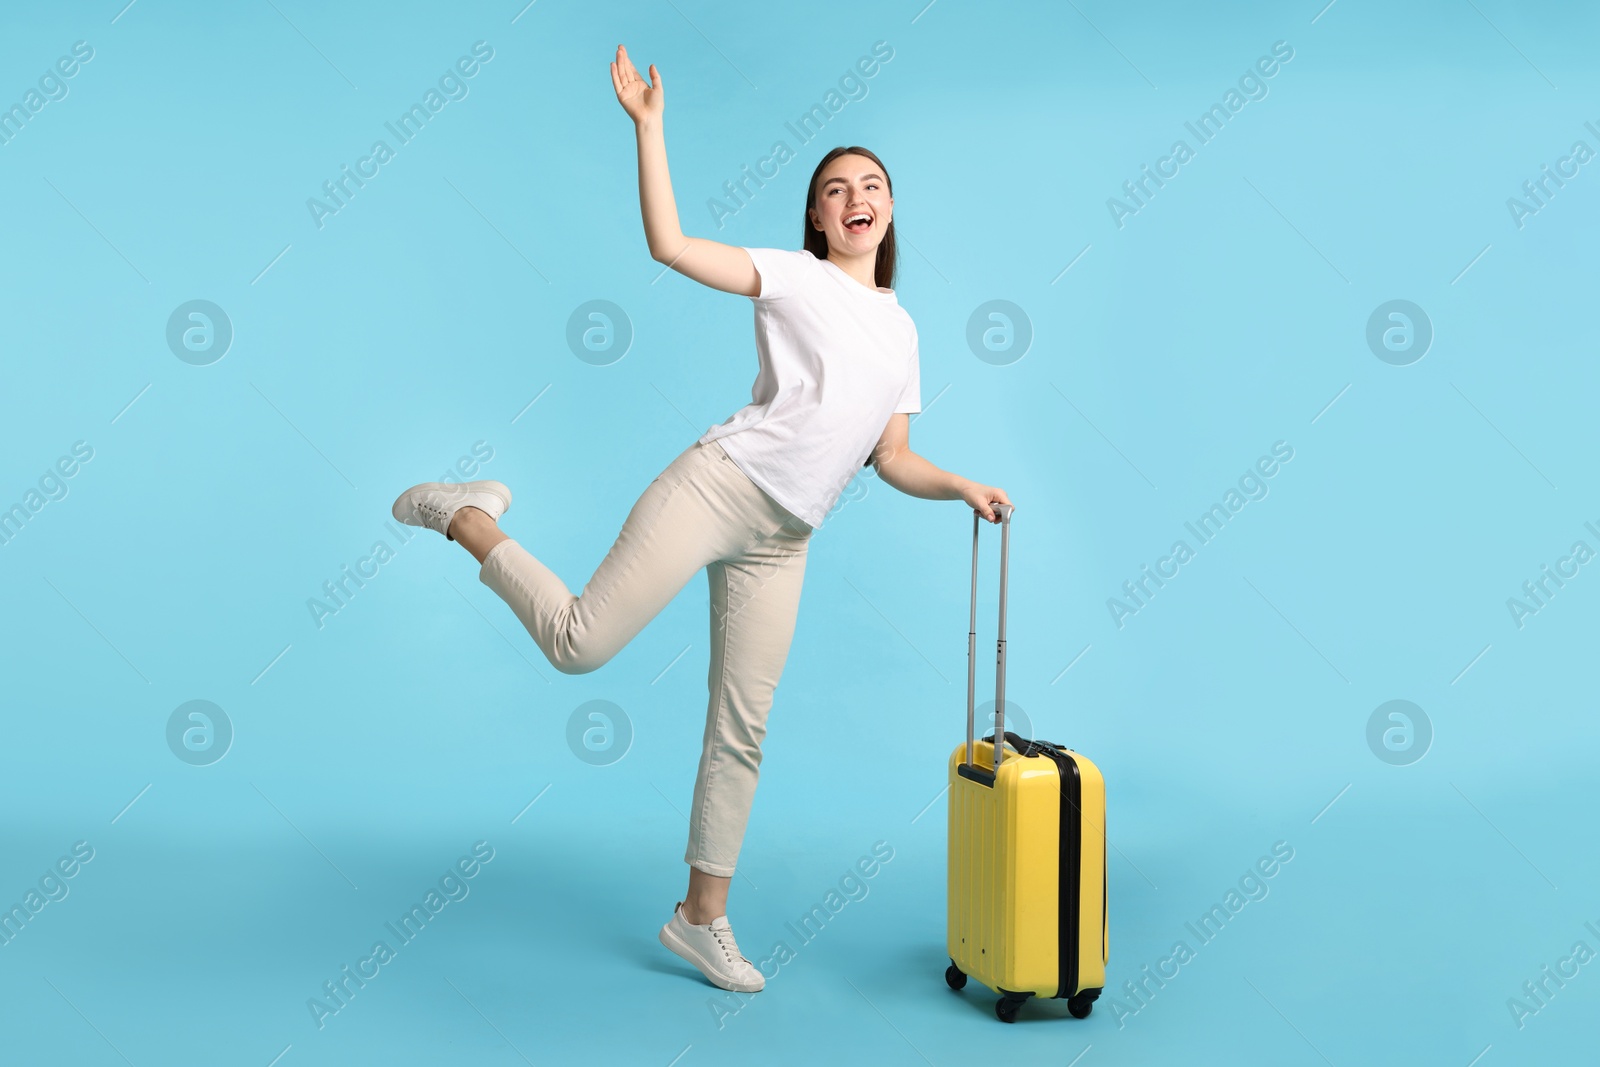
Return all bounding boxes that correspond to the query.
[478,437,813,876]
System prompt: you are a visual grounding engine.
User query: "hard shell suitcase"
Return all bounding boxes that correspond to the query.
[945,503,1109,1023]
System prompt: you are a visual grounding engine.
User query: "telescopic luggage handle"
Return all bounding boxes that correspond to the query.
[966,503,1014,777]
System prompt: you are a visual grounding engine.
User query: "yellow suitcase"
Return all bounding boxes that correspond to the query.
[945,503,1108,1023]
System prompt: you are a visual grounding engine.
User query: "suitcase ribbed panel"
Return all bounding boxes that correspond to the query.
[948,743,1001,985]
[947,740,1060,997]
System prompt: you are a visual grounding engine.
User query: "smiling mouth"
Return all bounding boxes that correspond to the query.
[844,213,873,234]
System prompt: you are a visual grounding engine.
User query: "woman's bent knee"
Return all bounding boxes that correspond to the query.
[548,636,618,675]
[551,648,605,675]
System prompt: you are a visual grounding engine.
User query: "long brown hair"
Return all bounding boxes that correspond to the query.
[802,146,898,290]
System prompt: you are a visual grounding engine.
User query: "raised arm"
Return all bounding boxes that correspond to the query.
[610,45,760,297]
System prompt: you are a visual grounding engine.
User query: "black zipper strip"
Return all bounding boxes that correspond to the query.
[1054,748,1083,998]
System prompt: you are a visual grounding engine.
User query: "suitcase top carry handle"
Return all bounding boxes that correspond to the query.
[966,503,1014,780]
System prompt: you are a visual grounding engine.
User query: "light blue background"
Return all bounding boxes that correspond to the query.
[1,0,1596,1063]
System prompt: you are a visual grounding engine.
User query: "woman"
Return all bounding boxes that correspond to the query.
[389,44,1013,995]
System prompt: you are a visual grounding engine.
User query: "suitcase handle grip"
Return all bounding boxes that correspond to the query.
[971,730,1043,758]
[965,503,1014,779]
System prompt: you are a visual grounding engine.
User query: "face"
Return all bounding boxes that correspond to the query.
[810,154,893,253]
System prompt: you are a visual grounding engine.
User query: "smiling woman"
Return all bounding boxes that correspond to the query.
[387,42,1013,1001]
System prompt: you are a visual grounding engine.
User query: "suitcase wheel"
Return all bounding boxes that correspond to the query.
[995,991,1032,1023]
[944,963,967,991]
[1067,994,1094,1019]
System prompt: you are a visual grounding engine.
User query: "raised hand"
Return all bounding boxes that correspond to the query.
[610,44,663,124]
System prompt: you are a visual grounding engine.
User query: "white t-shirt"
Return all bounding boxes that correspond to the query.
[698,247,921,530]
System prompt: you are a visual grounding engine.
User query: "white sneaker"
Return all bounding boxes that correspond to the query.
[658,900,765,993]
[390,480,511,541]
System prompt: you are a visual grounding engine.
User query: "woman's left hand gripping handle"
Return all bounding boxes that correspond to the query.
[962,481,1015,524]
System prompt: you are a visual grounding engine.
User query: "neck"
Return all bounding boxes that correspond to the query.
[827,250,879,291]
